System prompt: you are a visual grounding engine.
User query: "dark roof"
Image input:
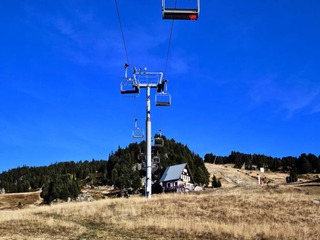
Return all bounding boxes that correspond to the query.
[160,163,186,182]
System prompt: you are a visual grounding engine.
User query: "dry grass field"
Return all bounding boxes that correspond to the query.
[205,163,289,188]
[0,191,42,210]
[0,164,319,239]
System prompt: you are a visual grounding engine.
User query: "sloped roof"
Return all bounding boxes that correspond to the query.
[160,163,187,182]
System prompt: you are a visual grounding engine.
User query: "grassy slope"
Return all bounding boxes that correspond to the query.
[0,191,42,210]
[0,164,319,239]
[206,163,290,187]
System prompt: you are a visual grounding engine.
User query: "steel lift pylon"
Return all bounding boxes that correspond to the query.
[121,65,170,198]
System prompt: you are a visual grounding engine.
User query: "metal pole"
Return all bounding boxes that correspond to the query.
[145,86,152,198]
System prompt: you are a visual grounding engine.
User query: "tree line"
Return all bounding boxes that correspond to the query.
[4,138,318,202]
[0,136,209,202]
[204,151,320,174]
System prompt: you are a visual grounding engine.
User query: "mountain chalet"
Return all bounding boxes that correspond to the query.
[160,163,195,192]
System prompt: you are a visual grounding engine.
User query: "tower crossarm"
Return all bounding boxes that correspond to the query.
[133,71,164,87]
[139,83,158,88]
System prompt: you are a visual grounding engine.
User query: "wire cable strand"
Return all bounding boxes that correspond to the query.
[163,0,178,78]
[164,19,174,78]
[114,0,130,64]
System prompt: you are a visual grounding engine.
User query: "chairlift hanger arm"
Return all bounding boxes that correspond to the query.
[124,63,129,78]
[162,0,201,11]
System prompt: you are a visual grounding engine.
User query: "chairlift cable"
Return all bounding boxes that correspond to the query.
[114,0,130,64]
[164,19,174,78]
[163,0,178,78]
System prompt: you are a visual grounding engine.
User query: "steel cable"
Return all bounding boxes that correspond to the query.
[163,0,178,78]
[114,0,130,64]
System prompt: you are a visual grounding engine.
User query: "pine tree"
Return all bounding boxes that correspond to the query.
[212,175,222,188]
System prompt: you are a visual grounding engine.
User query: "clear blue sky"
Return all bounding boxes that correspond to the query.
[1,1,320,172]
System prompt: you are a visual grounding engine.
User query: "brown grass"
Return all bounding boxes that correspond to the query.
[205,163,289,188]
[0,186,319,239]
[0,191,42,210]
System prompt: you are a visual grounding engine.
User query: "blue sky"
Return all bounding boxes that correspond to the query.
[1,1,320,172]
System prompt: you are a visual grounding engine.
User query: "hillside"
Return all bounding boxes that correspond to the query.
[0,183,319,239]
[206,163,320,195]
[0,163,319,239]
[1,163,319,209]
[0,191,42,210]
[0,137,210,201]
[206,163,288,187]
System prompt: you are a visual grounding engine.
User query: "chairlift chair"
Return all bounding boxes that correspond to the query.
[120,78,140,95]
[137,152,146,161]
[154,137,164,147]
[132,128,144,138]
[153,156,161,164]
[154,130,164,147]
[155,92,171,106]
[132,119,144,138]
[162,0,200,20]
